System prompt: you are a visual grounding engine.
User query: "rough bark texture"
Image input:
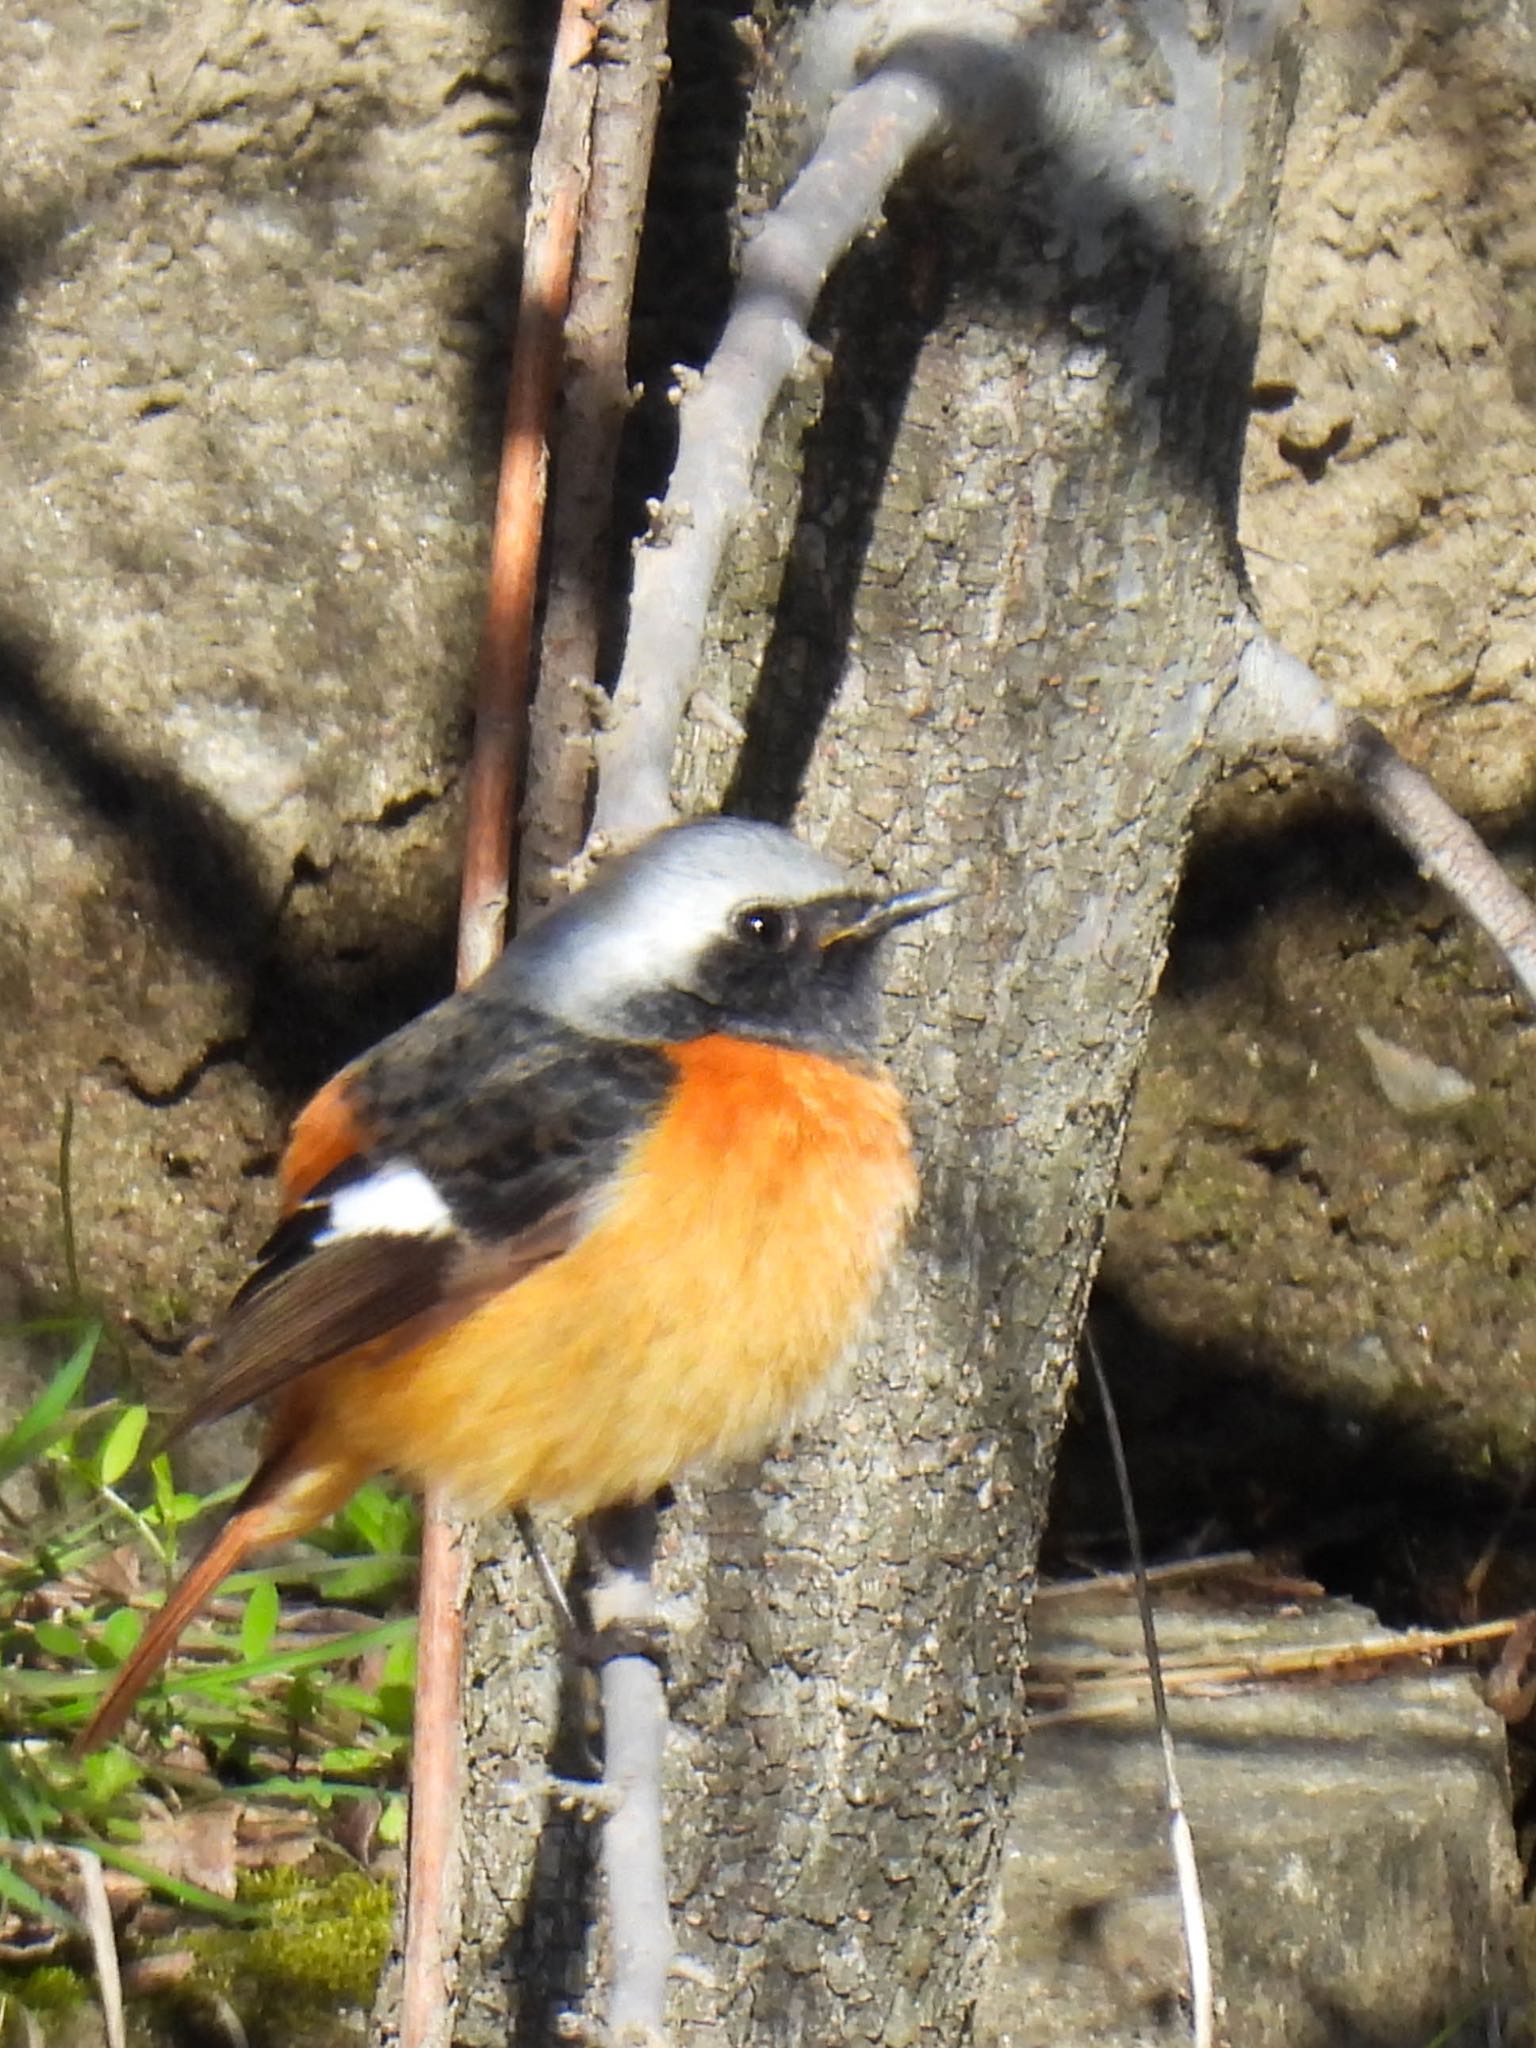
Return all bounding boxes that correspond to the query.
[448,7,1294,2042]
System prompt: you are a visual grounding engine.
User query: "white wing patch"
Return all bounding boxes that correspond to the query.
[320,1161,455,1242]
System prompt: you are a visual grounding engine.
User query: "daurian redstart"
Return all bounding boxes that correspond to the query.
[77,816,952,1752]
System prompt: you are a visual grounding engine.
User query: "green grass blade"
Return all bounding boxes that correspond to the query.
[166,1616,417,1695]
[0,1325,101,1491]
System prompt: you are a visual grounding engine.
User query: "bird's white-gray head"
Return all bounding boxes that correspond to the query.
[494,817,952,1053]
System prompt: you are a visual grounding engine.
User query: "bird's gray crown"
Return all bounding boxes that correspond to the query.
[496,818,856,1032]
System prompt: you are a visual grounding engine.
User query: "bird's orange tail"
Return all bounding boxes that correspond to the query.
[75,1465,296,1756]
[75,1507,264,1755]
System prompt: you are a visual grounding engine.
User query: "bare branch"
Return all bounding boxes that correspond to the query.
[1231,633,1536,1013]
[585,1504,672,2045]
[457,0,598,984]
[521,0,671,922]
[404,6,599,2045]
[589,52,952,849]
[1339,717,1536,1013]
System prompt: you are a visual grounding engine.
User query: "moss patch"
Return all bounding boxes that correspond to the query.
[179,1868,392,2044]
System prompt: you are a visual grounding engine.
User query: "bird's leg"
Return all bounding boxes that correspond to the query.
[513,1504,669,1674]
[514,1505,580,1638]
[577,1497,670,1674]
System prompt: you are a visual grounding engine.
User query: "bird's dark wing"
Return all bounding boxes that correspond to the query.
[171,1006,676,1437]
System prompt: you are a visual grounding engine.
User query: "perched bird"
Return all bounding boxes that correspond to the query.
[77,816,952,1752]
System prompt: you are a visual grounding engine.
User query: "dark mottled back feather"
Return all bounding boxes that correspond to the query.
[172,1012,676,1437]
[354,1004,674,1241]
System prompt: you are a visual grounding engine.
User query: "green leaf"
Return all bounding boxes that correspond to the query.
[316,1747,377,1776]
[373,1684,416,1737]
[235,1776,400,1806]
[381,1637,416,1691]
[99,1608,144,1663]
[377,1793,406,1846]
[240,1579,280,1663]
[318,1556,411,1601]
[79,1747,143,1810]
[318,1479,417,1560]
[32,1620,85,1660]
[0,1750,64,1841]
[150,1452,175,1523]
[148,1454,204,1534]
[94,1405,148,1488]
[0,1324,101,1490]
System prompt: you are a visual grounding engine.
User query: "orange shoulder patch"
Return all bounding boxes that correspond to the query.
[279,1069,369,1212]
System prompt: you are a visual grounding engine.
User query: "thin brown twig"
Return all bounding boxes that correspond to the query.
[397,1511,473,2048]
[456,0,600,988]
[520,5,676,2032]
[1027,1614,1526,1725]
[402,6,599,2047]
[521,0,671,923]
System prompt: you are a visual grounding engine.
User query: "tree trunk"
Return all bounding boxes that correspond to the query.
[443,6,1297,2042]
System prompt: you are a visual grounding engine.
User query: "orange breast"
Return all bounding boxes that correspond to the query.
[300,1036,917,1515]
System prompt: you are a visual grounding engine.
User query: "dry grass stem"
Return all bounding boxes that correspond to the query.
[1083,1334,1212,2048]
[1029,1613,1525,1725]
[72,1847,125,2048]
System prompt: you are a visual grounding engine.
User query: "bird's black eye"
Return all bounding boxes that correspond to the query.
[733,904,796,951]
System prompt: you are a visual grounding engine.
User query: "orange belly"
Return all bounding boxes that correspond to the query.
[293,1036,917,1516]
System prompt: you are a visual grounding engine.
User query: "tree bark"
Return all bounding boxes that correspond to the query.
[442,5,1298,2044]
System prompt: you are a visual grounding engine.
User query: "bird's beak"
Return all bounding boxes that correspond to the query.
[819,884,961,948]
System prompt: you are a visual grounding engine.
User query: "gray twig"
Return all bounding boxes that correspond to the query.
[585,1504,671,2045]
[589,51,953,848]
[1339,718,1536,1013]
[1232,633,1536,1013]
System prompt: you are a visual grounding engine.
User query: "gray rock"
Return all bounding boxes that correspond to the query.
[979,1586,1525,2047]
